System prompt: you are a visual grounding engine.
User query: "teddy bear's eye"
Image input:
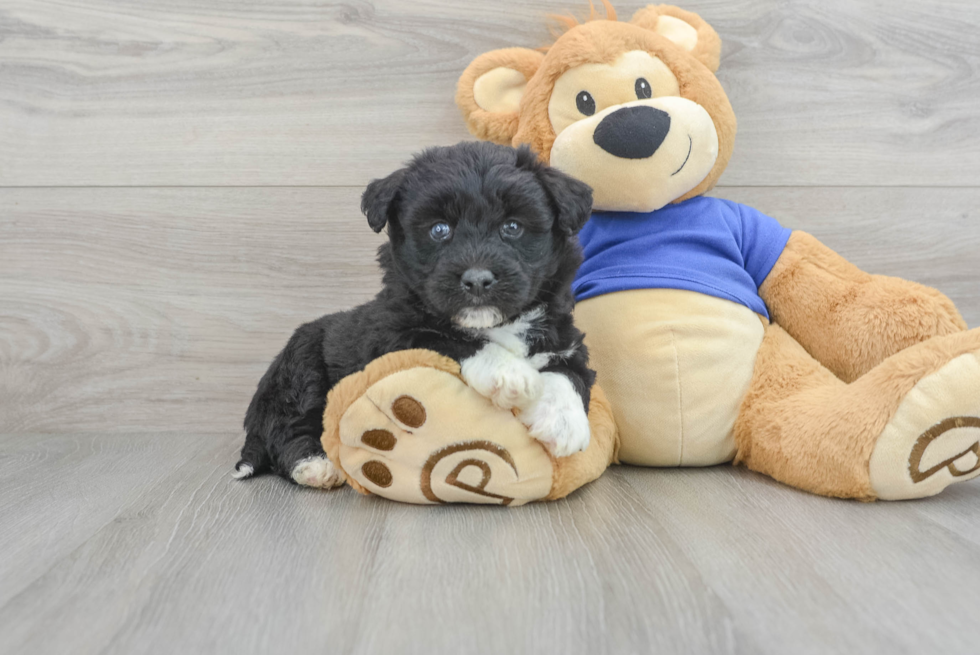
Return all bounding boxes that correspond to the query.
[576,91,596,116]
[635,77,652,100]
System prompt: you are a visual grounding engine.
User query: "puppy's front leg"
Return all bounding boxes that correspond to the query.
[519,364,592,458]
[404,330,540,408]
[460,342,543,410]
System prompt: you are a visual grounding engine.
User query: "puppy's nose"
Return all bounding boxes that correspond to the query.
[460,268,497,297]
[593,105,671,159]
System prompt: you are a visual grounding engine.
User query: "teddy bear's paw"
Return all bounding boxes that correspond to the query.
[291,455,345,489]
[870,350,980,500]
[461,342,542,410]
[334,365,557,505]
[520,372,591,458]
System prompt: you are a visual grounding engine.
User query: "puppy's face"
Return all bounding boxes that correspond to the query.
[362,142,593,329]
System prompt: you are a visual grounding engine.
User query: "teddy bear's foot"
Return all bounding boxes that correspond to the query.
[870,349,980,500]
[321,350,620,505]
[326,355,557,505]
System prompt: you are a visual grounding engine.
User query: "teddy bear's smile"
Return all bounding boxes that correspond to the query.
[549,96,718,212]
[672,134,693,176]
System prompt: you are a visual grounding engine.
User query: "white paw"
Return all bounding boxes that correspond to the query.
[231,463,254,480]
[519,372,591,458]
[461,343,542,410]
[291,456,344,489]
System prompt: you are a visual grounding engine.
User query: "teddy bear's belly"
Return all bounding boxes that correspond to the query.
[575,288,765,466]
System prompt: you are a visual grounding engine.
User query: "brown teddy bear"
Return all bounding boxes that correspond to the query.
[454,2,980,500]
[321,2,980,504]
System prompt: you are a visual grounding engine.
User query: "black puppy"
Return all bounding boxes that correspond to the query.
[234,141,596,488]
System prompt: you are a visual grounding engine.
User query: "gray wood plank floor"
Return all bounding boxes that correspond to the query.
[2,1,980,653]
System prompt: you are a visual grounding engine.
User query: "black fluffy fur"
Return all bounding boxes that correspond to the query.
[237,141,596,482]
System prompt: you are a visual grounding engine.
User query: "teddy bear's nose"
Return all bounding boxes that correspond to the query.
[593,105,671,159]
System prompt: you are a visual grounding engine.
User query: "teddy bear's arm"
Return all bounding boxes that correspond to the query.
[759,231,966,383]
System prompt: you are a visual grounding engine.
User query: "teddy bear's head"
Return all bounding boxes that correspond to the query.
[456,3,735,213]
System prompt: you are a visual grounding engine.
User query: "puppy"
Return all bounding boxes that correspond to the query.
[234,141,596,488]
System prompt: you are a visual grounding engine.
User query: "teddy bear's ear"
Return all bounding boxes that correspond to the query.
[456,48,545,145]
[630,5,722,73]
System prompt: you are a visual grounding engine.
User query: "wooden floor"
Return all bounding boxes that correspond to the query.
[3,1,980,653]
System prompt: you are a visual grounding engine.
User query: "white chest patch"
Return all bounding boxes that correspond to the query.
[476,306,546,360]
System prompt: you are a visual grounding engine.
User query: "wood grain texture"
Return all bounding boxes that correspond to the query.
[2,433,979,655]
[4,1,980,653]
[0,187,380,433]
[0,431,220,609]
[2,186,978,434]
[619,465,980,654]
[1,0,979,186]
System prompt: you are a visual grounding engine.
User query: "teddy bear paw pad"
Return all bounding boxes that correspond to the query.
[870,351,980,500]
[336,367,556,505]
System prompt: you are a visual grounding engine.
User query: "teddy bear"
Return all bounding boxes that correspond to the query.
[321,2,980,504]
[453,2,980,501]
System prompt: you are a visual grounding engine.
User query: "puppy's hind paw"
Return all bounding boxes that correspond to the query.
[231,463,254,480]
[520,372,591,458]
[461,343,542,410]
[291,456,345,489]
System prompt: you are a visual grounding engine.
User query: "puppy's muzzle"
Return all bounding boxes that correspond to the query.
[460,268,498,299]
[593,105,671,159]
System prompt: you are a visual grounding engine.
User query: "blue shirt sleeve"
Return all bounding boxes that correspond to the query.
[730,201,792,288]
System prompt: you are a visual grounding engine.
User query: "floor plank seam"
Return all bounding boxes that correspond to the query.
[3,184,980,191]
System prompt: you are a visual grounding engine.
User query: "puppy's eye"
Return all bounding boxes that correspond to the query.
[635,77,652,100]
[429,222,452,242]
[500,220,524,239]
[576,91,596,116]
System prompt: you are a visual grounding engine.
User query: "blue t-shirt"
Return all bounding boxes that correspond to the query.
[573,196,791,318]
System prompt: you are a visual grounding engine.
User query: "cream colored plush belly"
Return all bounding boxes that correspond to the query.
[575,289,765,466]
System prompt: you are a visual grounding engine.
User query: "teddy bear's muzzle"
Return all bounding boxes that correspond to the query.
[550,97,719,213]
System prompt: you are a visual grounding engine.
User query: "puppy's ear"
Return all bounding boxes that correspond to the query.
[361,169,407,233]
[536,164,594,237]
